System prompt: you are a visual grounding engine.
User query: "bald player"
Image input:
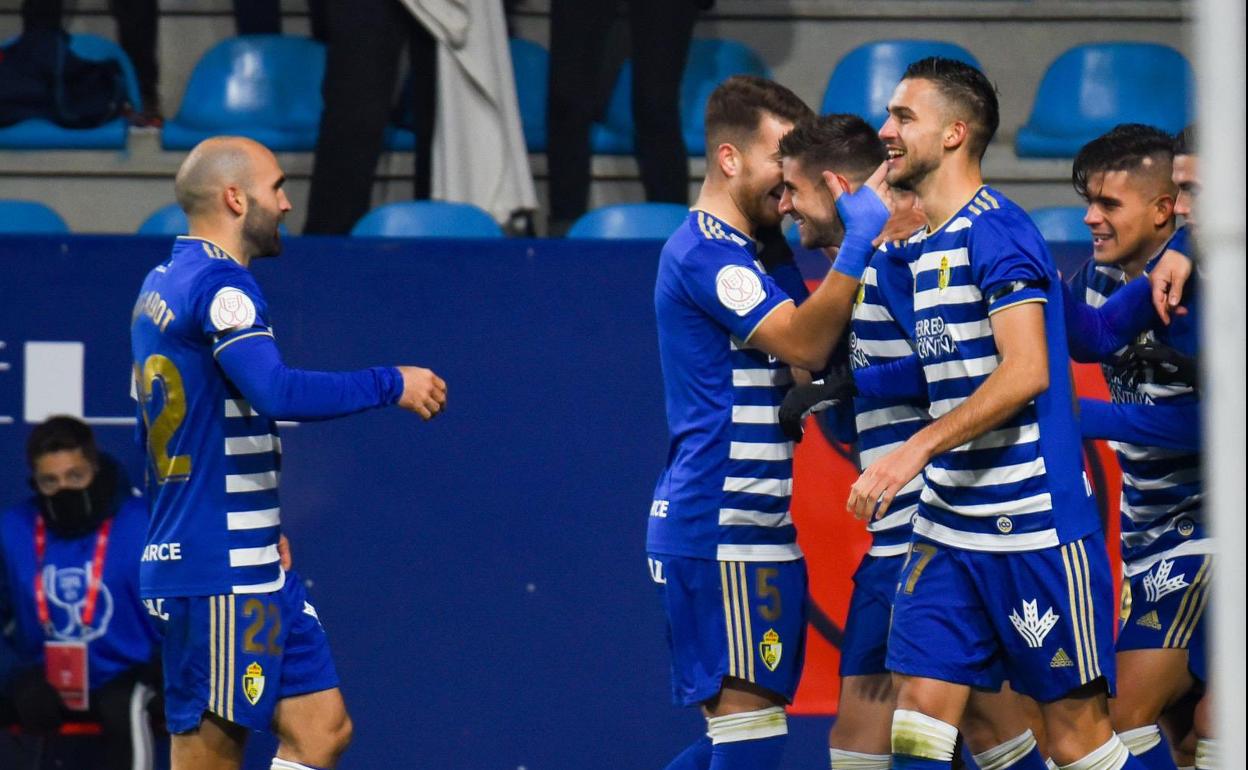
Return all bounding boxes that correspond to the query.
[130,136,446,770]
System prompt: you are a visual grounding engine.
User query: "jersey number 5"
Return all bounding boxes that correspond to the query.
[136,354,192,483]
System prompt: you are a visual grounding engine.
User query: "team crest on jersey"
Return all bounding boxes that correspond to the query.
[1143,559,1189,603]
[715,265,765,316]
[1176,518,1195,537]
[855,282,866,307]
[242,662,265,706]
[209,287,257,331]
[937,255,950,291]
[759,629,782,672]
[1009,599,1058,648]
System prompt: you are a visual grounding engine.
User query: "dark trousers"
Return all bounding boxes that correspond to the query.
[304,0,436,235]
[21,0,160,105]
[546,0,699,226]
[232,0,329,42]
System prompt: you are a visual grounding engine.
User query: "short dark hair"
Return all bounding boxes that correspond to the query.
[704,75,814,157]
[776,114,887,184]
[1073,123,1175,199]
[1174,124,1197,156]
[26,415,98,470]
[901,57,1000,159]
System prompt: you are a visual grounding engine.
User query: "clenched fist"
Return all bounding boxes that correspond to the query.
[397,366,447,420]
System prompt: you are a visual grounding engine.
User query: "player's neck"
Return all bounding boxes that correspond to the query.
[186,226,250,268]
[1121,225,1176,279]
[915,158,984,231]
[694,181,755,239]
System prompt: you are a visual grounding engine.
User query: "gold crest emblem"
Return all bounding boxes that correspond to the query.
[938,255,950,291]
[243,662,265,706]
[855,282,866,307]
[759,629,782,672]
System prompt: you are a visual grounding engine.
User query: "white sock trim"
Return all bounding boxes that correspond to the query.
[1046,760,1060,770]
[830,747,891,770]
[1194,738,1215,770]
[1119,725,1163,756]
[892,709,958,761]
[1059,735,1130,770]
[271,760,320,770]
[706,706,787,745]
[974,730,1039,770]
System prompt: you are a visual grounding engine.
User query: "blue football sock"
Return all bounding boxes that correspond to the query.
[706,707,788,770]
[664,736,712,770]
[1120,726,1178,770]
[973,731,1049,770]
[892,710,957,770]
[709,734,786,769]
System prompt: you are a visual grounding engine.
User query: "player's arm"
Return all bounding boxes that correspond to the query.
[1063,277,1158,362]
[847,300,1048,520]
[1078,398,1201,452]
[852,354,926,401]
[1149,227,1194,324]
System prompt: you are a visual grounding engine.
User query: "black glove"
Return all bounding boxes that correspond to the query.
[1119,342,1199,390]
[11,666,63,735]
[779,368,856,442]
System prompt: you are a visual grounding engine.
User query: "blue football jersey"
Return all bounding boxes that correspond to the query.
[1068,240,1205,577]
[849,237,927,557]
[648,211,802,562]
[130,237,284,597]
[909,187,1098,551]
[0,497,160,690]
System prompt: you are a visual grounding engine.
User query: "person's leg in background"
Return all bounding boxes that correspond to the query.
[20,0,62,31]
[89,672,156,770]
[232,0,282,35]
[407,20,437,201]
[109,0,161,124]
[305,0,411,234]
[545,0,615,235]
[626,0,698,205]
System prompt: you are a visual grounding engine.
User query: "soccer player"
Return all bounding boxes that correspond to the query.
[130,136,447,770]
[776,114,1050,770]
[647,77,891,770]
[846,58,1149,770]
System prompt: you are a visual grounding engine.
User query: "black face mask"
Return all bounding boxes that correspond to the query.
[34,459,117,539]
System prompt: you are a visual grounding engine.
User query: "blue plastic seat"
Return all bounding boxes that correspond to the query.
[566,203,689,239]
[510,38,549,153]
[137,203,189,235]
[0,200,70,233]
[0,33,143,150]
[1017,43,1193,158]
[591,38,770,156]
[162,35,326,151]
[351,201,504,238]
[1030,206,1091,245]
[820,40,981,125]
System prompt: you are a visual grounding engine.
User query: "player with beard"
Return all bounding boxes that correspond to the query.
[648,77,891,770]
[130,136,447,770]
[776,114,1052,770]
[845,58,1152,770]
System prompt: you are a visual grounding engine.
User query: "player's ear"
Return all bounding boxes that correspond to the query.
[223,185,246,217]
[1153,193,1176,227]
[717,143,740,178]
[943,120,969,152]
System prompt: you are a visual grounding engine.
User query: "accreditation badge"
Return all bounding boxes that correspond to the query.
[45,640,89,711]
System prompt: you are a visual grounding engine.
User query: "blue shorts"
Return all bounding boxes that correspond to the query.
[840,553,905,678]
[648,554,807,707]
[887,533,1117,703]
[1117,554,1211,683]
[150,570,340,734]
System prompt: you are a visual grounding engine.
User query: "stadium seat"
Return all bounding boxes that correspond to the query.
[0,33,143,150]
[820,40,981,125]
[1030,206,1091,245]
[162,35,326,151]
[510,38,549,153]
[1016,43,1193,158]
[350,201,504,238]
[0,200,70,233]
[137,203,188,235]
[566,203,689,239]
[591,38,770,156]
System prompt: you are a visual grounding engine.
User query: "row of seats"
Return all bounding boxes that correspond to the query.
[0,34,1191,159]
[0,198,1096,243]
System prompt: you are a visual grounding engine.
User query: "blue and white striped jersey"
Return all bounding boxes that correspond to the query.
[910,187,1098,552]
[1068,244,1205,577]
[131,237,285,597]
[849,237,927,557]
[649,210,802,562]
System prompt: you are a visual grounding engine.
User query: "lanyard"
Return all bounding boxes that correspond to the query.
[33,516,112,634]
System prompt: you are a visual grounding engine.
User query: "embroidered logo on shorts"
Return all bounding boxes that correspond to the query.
[715,265,765,316]
[1143,559,1189,604]
[938,255,950,291]
[1050,648,1074,668]
[759,629,782,672]
[1009,599,1059,648]
[242,662,266,706]
[1136,610,1163,630]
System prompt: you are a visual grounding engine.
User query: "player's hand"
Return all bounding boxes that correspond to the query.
[1149,248,1192,324]
[778,368,856,442]
[873,198,927,247]
[1119,342,1199,390]
[847,440,927,521]
[826,161,893,243]
[397,366,447,420]
[278,534,293,571]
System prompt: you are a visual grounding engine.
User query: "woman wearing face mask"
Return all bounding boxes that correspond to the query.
[0,415,162,770]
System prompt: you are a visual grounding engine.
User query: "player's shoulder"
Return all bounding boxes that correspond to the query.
[665,210,754,267]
